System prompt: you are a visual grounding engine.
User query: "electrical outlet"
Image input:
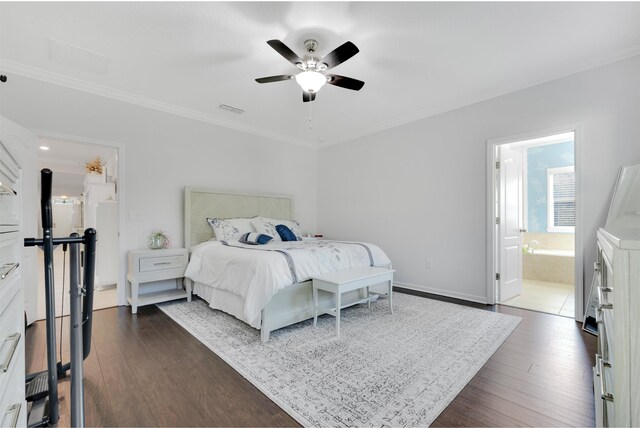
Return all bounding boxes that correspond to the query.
[425,259,433,269]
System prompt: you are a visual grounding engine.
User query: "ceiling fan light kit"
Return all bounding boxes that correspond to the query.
[256,38,364,102]
[295,71,326,93]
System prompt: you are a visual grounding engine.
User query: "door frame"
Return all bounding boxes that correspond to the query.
[30,128,128,307]
[486,123,584,321]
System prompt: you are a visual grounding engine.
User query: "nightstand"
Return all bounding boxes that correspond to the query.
[126,248,191,314]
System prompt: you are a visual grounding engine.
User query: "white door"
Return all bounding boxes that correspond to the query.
[498,146,523,302]
[0,116,39,324]
[52,203,75,237]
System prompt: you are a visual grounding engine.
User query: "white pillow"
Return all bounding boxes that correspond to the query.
[250,218,281,241]
[252,216,302,241]
[239,232,273,245]
[206,217,255,241]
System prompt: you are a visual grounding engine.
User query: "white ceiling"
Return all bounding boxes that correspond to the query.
[2,2,640,148]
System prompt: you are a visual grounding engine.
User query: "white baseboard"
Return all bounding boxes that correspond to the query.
[394,281,489,305]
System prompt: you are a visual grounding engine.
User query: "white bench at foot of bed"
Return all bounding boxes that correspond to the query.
[312,267,395,338]
[259,268,394,343]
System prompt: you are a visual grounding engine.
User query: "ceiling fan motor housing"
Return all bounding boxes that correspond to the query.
[299,39,327,71]
[304,39,318,53]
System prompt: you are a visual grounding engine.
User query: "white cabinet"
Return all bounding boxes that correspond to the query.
[83,182,115,229]
[595,227,640,427]
[0,127,27,428]
[126,248,191,314]
[83,180,118,287]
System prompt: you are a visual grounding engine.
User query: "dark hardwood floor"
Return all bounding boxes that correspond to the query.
[25,289,597,427]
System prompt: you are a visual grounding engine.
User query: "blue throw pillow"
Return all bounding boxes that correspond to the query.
[276,224,298,242]
[239,232,273,245]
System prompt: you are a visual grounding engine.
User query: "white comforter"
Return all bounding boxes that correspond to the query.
[185,240,391,327]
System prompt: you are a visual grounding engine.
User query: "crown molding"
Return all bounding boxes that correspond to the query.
[4,43,640,152]
[0,59,316,150]
[318,45,640,149]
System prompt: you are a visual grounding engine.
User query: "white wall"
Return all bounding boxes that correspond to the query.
[1,78,318,303]
[318,55,640,303]
[4,55,640,309]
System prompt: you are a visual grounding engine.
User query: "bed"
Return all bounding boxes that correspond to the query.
[183,187,392,342]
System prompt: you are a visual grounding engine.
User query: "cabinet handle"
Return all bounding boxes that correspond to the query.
[597,286,613,309]
[0,181,17,196]
[153,262,171,266]
[595,307,603,324]
[2,403,21,428]
[596,354,614,402]
[0,262,19,280]
[0,333,21,372]
[595,312,611,362]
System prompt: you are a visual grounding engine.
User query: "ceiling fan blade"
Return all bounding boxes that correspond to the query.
[267,40,304,67]
[326,75,365,91]
[302,91,316,102]
[321,41,359,69]
[255,75,294,84]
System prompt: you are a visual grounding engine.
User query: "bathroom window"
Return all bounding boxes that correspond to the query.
[547,166,575,232]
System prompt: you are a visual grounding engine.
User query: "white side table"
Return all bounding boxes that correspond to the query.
[126,248,191,314]
[312,267,395,337]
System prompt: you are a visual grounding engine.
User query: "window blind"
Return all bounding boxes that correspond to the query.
[552,171,575,227]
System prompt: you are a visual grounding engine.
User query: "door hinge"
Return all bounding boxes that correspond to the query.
[496,273,501,281]
[496,217,500,225]
[496,161,500,169]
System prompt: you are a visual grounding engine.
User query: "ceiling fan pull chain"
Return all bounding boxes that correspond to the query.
[308,101,313,129]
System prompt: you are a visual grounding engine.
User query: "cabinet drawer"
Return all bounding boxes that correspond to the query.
[0,289,23,403]
[139,255,185,272]
[597,308,614,366]
[0,232,20,264]
[0,142,20,227]
[0,233,20,306]
[0,346,25,428]
[595,353,615,427]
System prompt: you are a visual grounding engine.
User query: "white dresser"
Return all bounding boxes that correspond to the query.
[595,228,640,427]
[593,162,640,427]
[0,137,27,426]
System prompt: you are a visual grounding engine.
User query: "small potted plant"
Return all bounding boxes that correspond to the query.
[148,230,170,249]
[85,157,105,183]
[85,157,103,174]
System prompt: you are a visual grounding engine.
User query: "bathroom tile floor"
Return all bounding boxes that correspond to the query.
[501,279,575,318]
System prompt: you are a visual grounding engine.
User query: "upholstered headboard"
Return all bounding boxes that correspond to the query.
[184,187,294,249]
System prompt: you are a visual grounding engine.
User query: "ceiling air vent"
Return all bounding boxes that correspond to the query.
[219,104,245,114]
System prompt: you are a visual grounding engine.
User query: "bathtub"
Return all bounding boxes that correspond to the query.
[530,249,575,257]
[523,248,575,284]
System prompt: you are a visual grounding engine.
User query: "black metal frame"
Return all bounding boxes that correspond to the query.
[24,169,97,427]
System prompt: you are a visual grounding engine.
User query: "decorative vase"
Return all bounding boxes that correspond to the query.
[149,234,167,250]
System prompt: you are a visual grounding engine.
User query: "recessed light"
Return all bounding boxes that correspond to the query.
[39,146,50,151]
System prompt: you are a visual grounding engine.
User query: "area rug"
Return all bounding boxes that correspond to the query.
[158,292,520,427]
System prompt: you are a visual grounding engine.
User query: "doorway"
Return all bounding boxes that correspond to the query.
[488,128,582,319]
[35,137,119,319]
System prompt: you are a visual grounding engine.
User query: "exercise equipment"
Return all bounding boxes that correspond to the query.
[24,169,97,427]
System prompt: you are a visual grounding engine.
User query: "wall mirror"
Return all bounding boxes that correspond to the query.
[606,162,640,229]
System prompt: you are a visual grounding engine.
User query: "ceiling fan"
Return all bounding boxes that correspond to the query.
[255,39,365,102]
